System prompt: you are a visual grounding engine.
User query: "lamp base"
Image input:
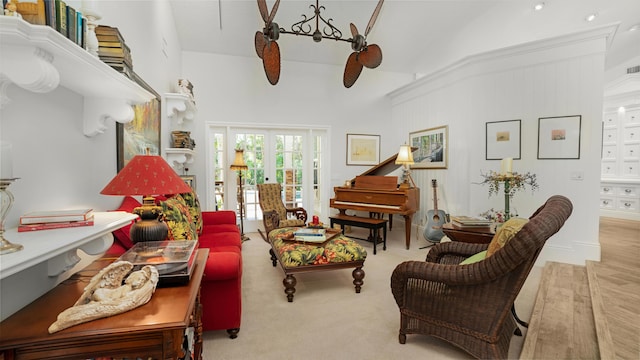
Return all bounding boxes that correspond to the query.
[130,196,168,243]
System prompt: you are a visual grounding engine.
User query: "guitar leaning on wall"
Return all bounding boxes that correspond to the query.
[424,179,447,243]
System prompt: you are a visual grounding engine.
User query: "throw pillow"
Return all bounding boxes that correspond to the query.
[180,191,203,235]
[111,196,142,250]
[486,217,529,257]
[460,250,488,265]
[158,194,197,240]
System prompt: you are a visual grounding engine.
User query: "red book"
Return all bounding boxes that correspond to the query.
[18,218,94,232]
[20,208,93,225]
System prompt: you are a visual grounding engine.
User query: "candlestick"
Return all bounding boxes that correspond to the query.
[1,178,23,255]
[501,157,513,175]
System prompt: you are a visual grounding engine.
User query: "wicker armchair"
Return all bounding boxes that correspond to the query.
[257,183,308,241]
[390,195,573,359]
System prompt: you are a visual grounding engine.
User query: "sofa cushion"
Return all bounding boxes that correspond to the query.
[199,231,242,250]
[203,251,242,281]
[487,217,529,256]
[111,196,142,251]
[158,194,197,240]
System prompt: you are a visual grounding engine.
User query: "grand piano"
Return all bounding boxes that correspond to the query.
[330,152,420,249]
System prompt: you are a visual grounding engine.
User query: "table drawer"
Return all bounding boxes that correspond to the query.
[617,186,639,198]
[600,197,615,210]
[617,198,639,212]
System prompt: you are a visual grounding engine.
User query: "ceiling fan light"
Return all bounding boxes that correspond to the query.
[585,13,597,22]
[534,2,544,11]
[629,24,640,32]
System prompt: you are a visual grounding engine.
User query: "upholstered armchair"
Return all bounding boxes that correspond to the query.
[257,183,308,241]
[390,195,573,359]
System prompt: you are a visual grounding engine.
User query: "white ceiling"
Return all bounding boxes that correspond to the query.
[170,0,640,76]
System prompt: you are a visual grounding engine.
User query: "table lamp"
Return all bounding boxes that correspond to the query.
[100,154,192,243]
[395,144,416,189]
[230,149,249,241]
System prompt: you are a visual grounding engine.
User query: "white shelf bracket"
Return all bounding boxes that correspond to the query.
[165,93,196,125]
[83,98,136,137]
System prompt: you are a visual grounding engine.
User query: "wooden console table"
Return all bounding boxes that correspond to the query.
[0,248,209,360]
[442,223,495,244]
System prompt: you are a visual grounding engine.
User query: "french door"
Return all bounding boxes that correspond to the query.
[207,124,329,234]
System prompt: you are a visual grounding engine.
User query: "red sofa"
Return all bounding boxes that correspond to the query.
[107,195,243,339]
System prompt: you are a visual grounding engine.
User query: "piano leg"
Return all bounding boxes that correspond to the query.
[403,214,413,249]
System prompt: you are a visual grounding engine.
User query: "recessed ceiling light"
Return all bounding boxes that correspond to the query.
[534,2,545,11]
[585,13,597,22]
[629,24,640,32]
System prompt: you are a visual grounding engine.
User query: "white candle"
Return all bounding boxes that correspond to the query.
[1,142,13,179]
[501,157,513,175]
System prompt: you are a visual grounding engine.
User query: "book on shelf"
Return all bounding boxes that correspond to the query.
[20,208,94,225]
[18,217,95,232]
[66,5,76,44]
[44,0,56,28]
[54,0,67,38]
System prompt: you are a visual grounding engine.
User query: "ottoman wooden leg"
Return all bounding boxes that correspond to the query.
[283,274,297,302]
[269,248,277,267]
[352,267,365,293]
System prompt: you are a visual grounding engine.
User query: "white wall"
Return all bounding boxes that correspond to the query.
[0,1,182,227]
[180,51,412,208]
[388,27,615,265]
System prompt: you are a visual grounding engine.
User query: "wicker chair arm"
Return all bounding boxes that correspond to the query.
[426,241,489,263]
[285,207,308,223]
[390,257,510,308]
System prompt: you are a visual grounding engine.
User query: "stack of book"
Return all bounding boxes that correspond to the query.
[18,208,94,232]
[450,215,492,230]
[293,228,327,242]
[95,25,133,78]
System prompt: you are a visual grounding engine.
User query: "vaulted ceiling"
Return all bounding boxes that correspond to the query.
[170,0,640,76]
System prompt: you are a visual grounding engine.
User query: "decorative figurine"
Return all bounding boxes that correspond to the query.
[4,1,22,18]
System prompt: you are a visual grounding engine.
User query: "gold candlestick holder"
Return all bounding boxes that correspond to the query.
[0,178,23,255]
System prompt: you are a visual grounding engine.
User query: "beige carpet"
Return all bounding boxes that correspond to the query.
[202,226,541,359]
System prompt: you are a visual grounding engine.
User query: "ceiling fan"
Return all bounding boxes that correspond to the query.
[254,0,385,88]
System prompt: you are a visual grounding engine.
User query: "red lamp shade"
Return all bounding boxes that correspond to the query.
[101,155,192,196]
[101,155,192,243]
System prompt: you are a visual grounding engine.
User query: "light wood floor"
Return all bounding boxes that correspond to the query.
[592,217,640,360]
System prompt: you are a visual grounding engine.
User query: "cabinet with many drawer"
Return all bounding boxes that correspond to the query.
[600,181,640,220]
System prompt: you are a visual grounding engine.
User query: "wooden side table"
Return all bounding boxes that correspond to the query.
[442,223,495,244]
[0,248,209,360]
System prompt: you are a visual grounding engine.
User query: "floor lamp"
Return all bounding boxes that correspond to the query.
[230,149,250,241]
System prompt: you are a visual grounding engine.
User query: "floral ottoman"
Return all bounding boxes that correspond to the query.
[268,227,367,302]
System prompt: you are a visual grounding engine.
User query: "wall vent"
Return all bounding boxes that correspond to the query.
[627,65,640,74]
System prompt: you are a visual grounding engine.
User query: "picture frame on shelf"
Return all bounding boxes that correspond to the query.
[410,125,448,169]
[486,119,521,160]
[346,134,380,166]
[117,72,161,171]
[537,115,581,159]
[180,175,196,190]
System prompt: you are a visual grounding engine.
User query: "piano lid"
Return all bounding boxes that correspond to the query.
[348,147,418,185]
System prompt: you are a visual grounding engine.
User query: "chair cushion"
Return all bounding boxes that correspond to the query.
[487,217,529,256]
[158,194,197,240]
[460,250,488,265]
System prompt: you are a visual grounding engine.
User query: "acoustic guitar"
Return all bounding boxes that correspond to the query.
[424,179,447,243]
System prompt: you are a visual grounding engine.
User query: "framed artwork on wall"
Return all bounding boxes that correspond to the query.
[181,175,196,190]
[116,72,161,171]
[486,119,521,160]
[537,115,582,159]
[346,134,380,165]
[410,125,448,169]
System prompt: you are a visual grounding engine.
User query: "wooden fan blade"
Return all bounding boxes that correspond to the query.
[365,0,384,37]
[350,23,358,38]
[267,0,281,25]
[255,31,266,59]
[257,0,269,23]
[358,44,383,69]
[343,52,363,88]
[262,41,281,85]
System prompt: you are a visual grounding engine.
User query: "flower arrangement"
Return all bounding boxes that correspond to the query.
[477,170,539,198]
[479,208,519,223]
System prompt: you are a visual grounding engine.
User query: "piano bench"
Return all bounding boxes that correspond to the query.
[329,214,387,255]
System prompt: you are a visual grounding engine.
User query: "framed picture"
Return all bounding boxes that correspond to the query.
[486,119,521,160]
[537,115,581,159]
[181,175,196,190]
[410,125,448,169]
[116,72,161,171]
[346,134,380,166]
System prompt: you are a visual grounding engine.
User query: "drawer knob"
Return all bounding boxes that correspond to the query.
[603,187,610,192]
[625,189,632,193]
[624,202,631,207]
[602,200,609,205]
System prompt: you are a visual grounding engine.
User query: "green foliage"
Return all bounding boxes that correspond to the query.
[477,170,539,198]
